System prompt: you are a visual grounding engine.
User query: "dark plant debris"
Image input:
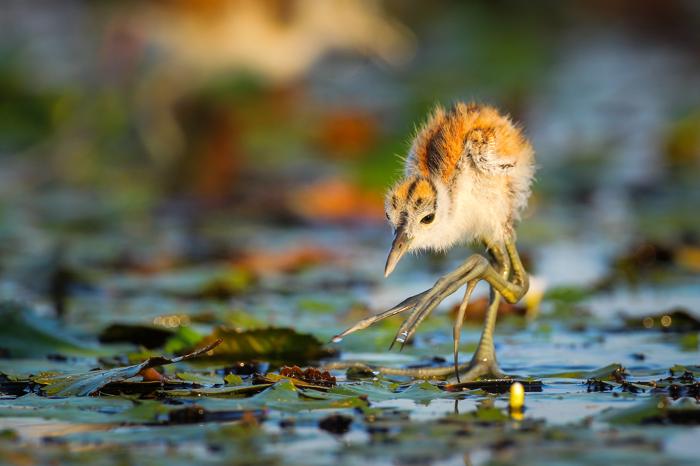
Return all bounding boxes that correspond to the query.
[319,413,353,435]
[445,379,543,394]
[279,365,337,387]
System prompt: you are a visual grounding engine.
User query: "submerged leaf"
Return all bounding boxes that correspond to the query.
[36,340,221,396]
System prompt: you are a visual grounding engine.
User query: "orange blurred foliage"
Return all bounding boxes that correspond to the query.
[449,296,527,323]
[232,245,338,276]
[316,110,378,159]
[289,178,385,223]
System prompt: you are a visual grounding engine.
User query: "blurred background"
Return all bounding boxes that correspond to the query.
[1,0,699,324]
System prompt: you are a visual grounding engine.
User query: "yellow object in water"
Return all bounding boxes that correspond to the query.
[509,382,525,410]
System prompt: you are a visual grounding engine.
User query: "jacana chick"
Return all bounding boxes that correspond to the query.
[334,102,535,382]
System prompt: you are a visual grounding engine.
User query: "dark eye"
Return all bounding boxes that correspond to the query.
[420,213,435,224]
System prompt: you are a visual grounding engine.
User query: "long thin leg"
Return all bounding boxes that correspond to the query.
[449,241,511,380]
[452,279,477,383]
[394,240,518,350]
[483,239,509,273]
[451,241,510,381]
[391,254,487,350]
[458,289,505,380]
[331,239,529,381]
[505,238,528,291]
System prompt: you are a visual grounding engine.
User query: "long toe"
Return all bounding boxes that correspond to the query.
[449,361,508,383]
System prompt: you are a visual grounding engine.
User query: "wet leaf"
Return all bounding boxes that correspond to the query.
[35,340,221,396]
[171,379,368,412]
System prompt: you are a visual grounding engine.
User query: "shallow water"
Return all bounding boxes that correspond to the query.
[1,226,698,465]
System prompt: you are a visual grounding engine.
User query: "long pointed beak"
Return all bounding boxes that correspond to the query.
[384,226,411,277]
